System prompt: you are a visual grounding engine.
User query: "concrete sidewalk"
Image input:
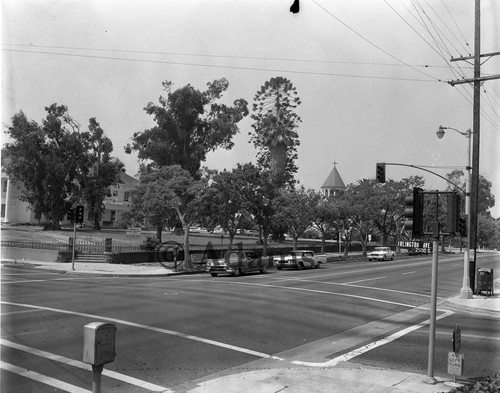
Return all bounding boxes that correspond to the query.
[2,258,499,393]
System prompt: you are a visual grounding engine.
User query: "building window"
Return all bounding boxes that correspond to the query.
[112,190,118,197]
[2,180,7,193]
[124,191,129,202]
[1,204,5,218]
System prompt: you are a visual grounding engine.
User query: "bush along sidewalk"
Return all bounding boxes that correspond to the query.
[447,375,500,393]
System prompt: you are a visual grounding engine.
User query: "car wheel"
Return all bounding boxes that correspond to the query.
[260,267,267,274]
[297,263,304,270]
[368,258,372,261]
[233,269,241,277]
[277,267,282,270]
[211,273,218,277]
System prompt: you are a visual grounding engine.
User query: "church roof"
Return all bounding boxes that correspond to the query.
[321,165,346,190]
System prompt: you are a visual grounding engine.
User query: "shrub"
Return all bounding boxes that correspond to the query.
[448,375,500,393]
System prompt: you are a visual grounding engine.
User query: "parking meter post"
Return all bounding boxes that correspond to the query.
[92,365,103,393]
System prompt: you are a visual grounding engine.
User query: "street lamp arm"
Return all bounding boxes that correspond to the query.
[438,125,472,138]
[384,162,465,194]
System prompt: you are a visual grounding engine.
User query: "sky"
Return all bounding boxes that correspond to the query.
[2,0,499,217]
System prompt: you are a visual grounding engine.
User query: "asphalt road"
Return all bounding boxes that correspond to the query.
[1,252,499,392]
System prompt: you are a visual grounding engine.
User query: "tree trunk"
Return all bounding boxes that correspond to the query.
[270,143,287,185]
[183,222,192,269]
[156,225,163,243]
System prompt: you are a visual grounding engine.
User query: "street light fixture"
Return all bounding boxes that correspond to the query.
[437,125,473,300]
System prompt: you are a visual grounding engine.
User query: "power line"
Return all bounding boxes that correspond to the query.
[309,0,442,82]
[2,43,457,70]
[2,48,441,83]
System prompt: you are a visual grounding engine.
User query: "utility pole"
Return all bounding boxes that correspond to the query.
[448,0,500,292]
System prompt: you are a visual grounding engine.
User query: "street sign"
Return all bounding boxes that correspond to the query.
[448,352,464,376]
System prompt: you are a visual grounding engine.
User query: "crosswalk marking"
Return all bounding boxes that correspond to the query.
[0,339,170,392]
[0,361,91,393]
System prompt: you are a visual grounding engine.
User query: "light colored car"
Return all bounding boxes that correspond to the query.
[368,247,395,261]
[274,250,323,270]
[206,251,269,277]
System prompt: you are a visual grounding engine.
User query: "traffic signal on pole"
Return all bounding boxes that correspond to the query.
[404,187,424,237]
[67,208,74,220]
[458,216,467,237]
[75,205,84,223]
[376,163,386,183]
[446,193,461,234]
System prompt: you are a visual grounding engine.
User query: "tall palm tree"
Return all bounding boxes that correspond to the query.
[250,77,302,187]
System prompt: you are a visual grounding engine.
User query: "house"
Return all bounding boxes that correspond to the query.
[1,167,139,228]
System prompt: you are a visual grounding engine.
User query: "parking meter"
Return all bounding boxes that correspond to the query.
[83,322,116,366]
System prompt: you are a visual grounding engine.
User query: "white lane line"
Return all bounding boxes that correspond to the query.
[0,301,280,361]
[1,277,104,285]
[344,276,386,284]
[403,271,417,275]
[292,310,454,367]
[221,282,422,309]
[0,339,169,392]
[0,360,91,393]
[270,277,431,298]
[1,309,44,316]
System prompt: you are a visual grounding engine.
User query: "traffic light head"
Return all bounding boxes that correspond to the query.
[458,216,467,237]
[75,205,85,223]
[446,194,461,234]
[376,163,386,183]
[67,208,74,220]
[403,187,424,237]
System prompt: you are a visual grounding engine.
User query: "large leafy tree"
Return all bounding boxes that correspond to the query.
[78,118,123,230]
[2,105,85,229]
[128,165,206,268]
[125,79,248,177]
[250,76,302,187]
[200,165,256,250]
[274,186,315,250]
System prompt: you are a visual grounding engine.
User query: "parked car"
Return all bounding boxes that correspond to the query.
[367,247,395,261]
[206,251,269,277]
[274,250,323,270]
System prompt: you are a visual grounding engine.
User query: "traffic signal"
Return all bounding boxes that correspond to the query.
[75,205,85,223]
[404,187,424,237]
[458,216,467,237]
[376,163,386,183]
[67,208,74,220]
[446,193,461,234]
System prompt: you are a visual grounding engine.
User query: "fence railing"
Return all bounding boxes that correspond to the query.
[1,240,142,254]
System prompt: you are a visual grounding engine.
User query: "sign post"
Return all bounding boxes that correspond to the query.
[446,325,464,387]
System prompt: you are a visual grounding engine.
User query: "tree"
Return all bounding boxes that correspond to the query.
[78,118,123,230]
[125,79,248,177]
[2,105,85,229]
[274,187,315,250]
[311,194,338,254]
[250,76,302,187]
[200,165,262,250]
[128,165,206,268]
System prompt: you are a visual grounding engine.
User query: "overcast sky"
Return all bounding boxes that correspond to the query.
[2,0,499,217]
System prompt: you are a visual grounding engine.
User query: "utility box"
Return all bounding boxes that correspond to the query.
[83,322,117,366]
[476,268,494,296]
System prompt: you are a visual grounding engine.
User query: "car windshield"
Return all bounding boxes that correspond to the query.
[374,248,386,251]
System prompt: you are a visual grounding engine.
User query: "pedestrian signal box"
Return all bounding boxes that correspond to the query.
[83,322,116,366]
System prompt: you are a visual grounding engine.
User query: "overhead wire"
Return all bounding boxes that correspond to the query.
[2,48,439,83]
[309,0,442,82]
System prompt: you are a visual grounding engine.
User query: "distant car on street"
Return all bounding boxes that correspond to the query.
[206,251,269,277]
[274,250,323,270]
[367,247,395,261]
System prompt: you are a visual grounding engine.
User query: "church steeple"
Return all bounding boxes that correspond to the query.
[321,162,346,197]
